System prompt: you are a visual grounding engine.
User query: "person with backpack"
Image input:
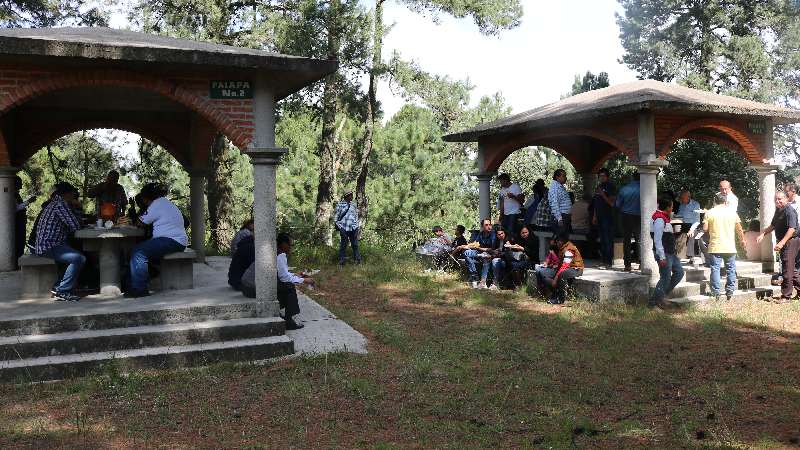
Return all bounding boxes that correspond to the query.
[335,190,361,266]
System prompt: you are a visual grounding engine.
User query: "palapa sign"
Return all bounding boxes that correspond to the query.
[748,121,766,135]
[210,81,253,99]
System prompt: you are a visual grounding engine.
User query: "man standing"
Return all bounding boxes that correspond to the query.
[34,182,85,302]
[497,173,524,235]
[704,193,745,300]
[650,197,684,308]
[615,172,641,271]
[462,218,496,289]
[335,190,361,266]
[592,168,616,269]
[676,190,701,261]
[127,183,188,298]
[757,191,800,302]
[87,170,127,219]
[784,183,800,214]
[548,168,572,235]
[718,180,738,212]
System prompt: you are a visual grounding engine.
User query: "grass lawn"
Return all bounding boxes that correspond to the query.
[1,245,799,449]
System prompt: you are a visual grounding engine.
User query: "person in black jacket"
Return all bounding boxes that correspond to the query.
[228,235,254,291]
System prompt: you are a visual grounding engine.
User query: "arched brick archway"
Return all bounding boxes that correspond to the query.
[0,69,254,152]
[657,118,760,162]
[18,123,187,167]
[482,127,636,173]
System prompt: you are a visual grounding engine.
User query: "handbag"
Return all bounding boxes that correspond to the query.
[335,202,351,231]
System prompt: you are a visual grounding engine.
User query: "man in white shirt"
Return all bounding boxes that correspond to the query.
[497,173,524,235]
[784,182,800,214]
[718,180,738,212]
[126,183,188,298]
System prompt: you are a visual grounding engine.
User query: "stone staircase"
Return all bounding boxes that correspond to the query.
[666,261,778,305]
[0,302,294,383]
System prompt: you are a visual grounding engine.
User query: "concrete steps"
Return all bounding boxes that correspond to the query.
[0,317,286,361]
[0,336,293,383]
[0,302,294,383]
[667,261,778,305]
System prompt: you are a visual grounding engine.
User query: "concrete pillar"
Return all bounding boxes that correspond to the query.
[473,172,495,226]
[0,167,17,272]
[755,164,780,271]
[189,171,207,262]
[247,75,284,311]
[635,112,666,283]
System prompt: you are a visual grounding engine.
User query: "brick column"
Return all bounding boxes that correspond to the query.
[0,167,17,272]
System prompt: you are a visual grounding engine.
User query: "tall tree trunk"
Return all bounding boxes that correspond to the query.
[355,0,384,228]
[312,0,342,246]
[206,134,231,252]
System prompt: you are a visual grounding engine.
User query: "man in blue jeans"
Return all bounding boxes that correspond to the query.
[335,190,361,265]
[461,218,496,289]
[650,197,683,309]
[703,193,744,300]
[34,182,85,302]
[126,183,187,298]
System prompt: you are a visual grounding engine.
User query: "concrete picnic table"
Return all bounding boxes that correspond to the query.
[74,226,145,297]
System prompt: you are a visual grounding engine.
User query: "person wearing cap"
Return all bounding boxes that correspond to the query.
[126,183,188,298]
[497,173,524,235]
[335,190,361,265]
[34,182,85,302]
[87,170,127,219]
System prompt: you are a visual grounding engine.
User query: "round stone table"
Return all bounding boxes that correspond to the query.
[74,227,145,297]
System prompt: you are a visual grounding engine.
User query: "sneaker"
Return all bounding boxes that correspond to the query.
[596,265,608,270]
[470,281,478,289]
[547,297,564,305]
[53,291,80,302]
[285,317,304,330]
[487,284,498,291]
[477,281,487,289]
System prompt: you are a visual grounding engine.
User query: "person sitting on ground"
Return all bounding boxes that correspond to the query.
[34,182,85,302]
[126,183,188,298]
[649,197,684,309]
[240,233,313,330]
[462,218,496,289]
[571,193,592,234]
[231,218,254,254]
[536,232,584,305]
[491,226,535,289]
[486,227,510,290]
[87,170,127,219]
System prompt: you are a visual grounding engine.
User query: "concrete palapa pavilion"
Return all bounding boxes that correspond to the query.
[444,79,800,281]
[0,27,336,308]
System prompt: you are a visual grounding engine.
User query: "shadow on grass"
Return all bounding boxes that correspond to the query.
[0,244,798,448]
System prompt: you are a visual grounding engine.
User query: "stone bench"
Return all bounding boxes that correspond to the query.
[18,254,58,298]
[532,231,632,267]
[527,266,649,304]
[159,248,196,290]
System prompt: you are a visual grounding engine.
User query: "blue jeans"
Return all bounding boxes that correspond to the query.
[492,258,529,285]
[463,249,490,282]
[338,228,361,263]
[597,215,614,265]
[43,245,86,294]
[651,254,684,304]
[130,237,185,291]
[709,253,737,296]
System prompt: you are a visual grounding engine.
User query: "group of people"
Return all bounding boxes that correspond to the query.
[24,170,187,302]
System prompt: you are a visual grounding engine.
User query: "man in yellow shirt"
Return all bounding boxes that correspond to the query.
[703,193,744,300]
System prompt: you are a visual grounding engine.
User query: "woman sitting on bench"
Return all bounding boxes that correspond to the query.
[536,232,584,305]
